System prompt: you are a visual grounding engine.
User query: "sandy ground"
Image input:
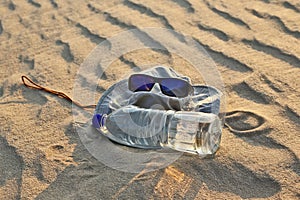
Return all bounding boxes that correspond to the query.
[0,0,300,199]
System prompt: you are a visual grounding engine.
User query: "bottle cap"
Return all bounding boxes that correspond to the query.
[92,114,104,128]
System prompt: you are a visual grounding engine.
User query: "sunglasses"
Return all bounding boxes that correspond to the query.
[128,74,193,98]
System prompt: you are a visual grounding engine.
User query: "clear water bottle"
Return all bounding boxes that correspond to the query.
[92,105,222,156]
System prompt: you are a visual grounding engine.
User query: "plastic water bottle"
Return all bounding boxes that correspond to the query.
[92,105,222,156]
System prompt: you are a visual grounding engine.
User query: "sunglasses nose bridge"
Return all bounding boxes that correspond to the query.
[150,83,162,93]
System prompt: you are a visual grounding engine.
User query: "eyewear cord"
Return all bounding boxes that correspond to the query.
[21,75,96,109]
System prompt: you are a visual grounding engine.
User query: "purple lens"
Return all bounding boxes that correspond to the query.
[160,78,189,97]
[129,75,155,92]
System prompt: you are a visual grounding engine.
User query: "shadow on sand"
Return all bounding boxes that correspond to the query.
[35,111,284,199]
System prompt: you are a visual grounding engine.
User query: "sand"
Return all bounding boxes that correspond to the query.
[0,0,299,199]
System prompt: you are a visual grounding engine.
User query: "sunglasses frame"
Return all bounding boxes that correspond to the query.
[128,74,194,98]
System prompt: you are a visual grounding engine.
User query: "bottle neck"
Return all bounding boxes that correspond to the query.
[99,114,107,129]
[92,113,107,129]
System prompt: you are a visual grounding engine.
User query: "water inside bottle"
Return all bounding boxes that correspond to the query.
[165,112,221,156]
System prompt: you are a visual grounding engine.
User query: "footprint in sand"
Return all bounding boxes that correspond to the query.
[225,110,300,176]
[225,110,267,136]
[225,110,284,150]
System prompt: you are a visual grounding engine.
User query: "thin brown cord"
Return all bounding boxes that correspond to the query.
[21,76,96,109]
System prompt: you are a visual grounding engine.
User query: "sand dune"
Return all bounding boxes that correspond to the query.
[0,0,299,199]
